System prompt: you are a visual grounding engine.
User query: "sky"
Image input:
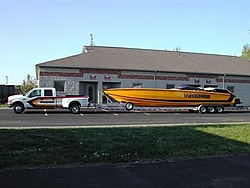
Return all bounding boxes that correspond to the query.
[0,0,250,85]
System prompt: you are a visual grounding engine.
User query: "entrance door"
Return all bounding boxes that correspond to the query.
[79,82,97,103]
[87,84,95,103]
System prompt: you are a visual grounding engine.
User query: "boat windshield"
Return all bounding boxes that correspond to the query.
[177,85,201,90]
[204,88,231,94]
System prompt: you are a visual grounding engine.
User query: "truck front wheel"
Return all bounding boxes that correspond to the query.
[13,103,25,114]
[69,103,80,114]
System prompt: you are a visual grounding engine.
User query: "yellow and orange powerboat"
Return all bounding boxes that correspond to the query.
[103,85,240,113]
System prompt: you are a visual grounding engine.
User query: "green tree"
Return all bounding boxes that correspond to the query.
[241,43,250,61]
[20,74,37,94]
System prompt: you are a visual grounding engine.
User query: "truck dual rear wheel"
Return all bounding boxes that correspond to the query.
[70,103,80,114]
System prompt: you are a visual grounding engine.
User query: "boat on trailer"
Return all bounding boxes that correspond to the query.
[103,85,241,114]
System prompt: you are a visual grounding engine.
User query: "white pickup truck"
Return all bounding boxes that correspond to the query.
[7,88,89,114]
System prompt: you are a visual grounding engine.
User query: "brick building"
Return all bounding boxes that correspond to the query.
[36,46,250,106]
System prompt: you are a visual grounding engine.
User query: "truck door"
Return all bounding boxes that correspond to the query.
[26,89,42,108]
[41,89,57,108]
[27,89,56,108]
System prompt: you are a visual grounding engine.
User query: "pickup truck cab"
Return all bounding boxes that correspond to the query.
[7,88,89,114]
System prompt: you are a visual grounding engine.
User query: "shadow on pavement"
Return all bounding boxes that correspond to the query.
[1,155,250,188]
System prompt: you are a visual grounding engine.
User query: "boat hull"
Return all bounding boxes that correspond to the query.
[103,88,236,108]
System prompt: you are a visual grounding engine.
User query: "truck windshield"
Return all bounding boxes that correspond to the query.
[24,91,30,96]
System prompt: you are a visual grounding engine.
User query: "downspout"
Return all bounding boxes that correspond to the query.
[222,74,226,89]
[154,71,157,88]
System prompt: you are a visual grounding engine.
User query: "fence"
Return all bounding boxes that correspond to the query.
[0,85,15,104]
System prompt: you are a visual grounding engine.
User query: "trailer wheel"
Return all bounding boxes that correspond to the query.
[198,105,207,114]
[216,106,224,113]
[70,103,80,114]
[13,103,25,114]
[208,106,215,113]
[124,102,134,111]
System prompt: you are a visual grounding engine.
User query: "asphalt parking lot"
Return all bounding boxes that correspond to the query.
[1,108,250,128]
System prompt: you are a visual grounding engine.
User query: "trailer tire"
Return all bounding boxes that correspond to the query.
[13,103,25,114]
[216,106,224,113]
[69,103,80,114]
[208,106,215,113]
[198,105,207,114]
[124,102,134,111]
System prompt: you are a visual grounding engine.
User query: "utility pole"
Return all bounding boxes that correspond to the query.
[5,76,8,85]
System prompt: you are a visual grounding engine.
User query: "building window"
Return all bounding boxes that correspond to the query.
[90,75,96,79]
[54,81,65,92]
[166,84,175,89]
[227,86,235,93]
[132,83,142,88]
[194,79,200,83]
[206,79,211,84]
[104,75,110,80]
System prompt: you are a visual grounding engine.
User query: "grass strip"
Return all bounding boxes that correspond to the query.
[1,123,250,169]
[0,104,7,108]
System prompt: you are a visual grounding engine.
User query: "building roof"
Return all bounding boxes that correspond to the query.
[36,46,250,76]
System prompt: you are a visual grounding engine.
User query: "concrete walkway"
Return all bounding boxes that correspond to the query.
[1,155,250,188]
